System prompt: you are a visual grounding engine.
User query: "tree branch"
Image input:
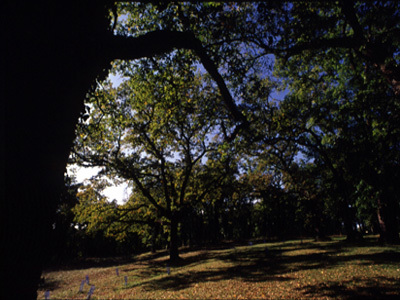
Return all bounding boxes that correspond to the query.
[338,0,365,40]
[109,30,249,128]
[113,157,167,216]
[283,36,361,59]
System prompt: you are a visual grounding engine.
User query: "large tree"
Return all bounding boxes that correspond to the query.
[230,1,400,242]
[3,1,249,298]
[4,2,399,297]
[71,51,226,261]
[271,3,400,242]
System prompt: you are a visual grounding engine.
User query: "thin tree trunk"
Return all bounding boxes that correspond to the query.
[151,222,160,253]
[169,216,180,262]
[339,198,359,241]
[335,177,360,241]
[312,206,328,241]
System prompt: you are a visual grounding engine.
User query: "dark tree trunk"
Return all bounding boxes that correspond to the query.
[335,177,360,242]
[3,1,247,298]
[339,199,359,242]
[377,193,400,244]
[375,167,400,244]
[151,222,160,253]
[169,216,180,262]
[312,211,328,241]
[2,2,113,299]
[211,199,222,243]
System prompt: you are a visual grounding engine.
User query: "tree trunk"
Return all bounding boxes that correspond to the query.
[169,216,180,262]
[2,186,57,300]
[212,199,222,243]
[377,193,400,244]
[312,209,328,241]
[151,222,160,253]
[339,199,359,241]
[335,177,360,241]
[3,1,248,298]
[3,2,113,299]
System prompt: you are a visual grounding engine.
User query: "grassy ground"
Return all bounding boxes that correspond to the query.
[38,236,400,299]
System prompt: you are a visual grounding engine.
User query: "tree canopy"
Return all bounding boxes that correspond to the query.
[66,1,400,263]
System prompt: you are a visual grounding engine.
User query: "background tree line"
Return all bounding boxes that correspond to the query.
[51,1,400,263]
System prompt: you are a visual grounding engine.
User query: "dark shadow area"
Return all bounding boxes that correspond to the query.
[45,255,136,272]
[38,277,61,292]
[142,269,293,293]
[131,238,400,298]
[298,277,400,300]
[41,238,399,298]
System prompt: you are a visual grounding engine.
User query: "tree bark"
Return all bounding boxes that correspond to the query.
[364,164,400,244]
[3,2,112,299]
[377,192,400,244]
[338,197,359,242]
[310,202,328,241]
[3,2,245,297]
[151,222,160,253]
[169,215,181,262]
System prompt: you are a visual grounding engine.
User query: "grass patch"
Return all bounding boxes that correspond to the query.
[38,236,400,299]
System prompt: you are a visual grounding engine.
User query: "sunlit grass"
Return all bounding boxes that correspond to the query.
[38,236,400,299]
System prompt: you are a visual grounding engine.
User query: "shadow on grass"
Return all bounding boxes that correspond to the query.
[143,269,293,293]
[39,277,62,291]
[45,255,136,272]
[133,238,400,298]
[298,276,400,300]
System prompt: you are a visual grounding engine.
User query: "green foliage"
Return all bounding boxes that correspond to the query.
[71,42,239,256]
[268,2,400,241]
[66,2,400,253]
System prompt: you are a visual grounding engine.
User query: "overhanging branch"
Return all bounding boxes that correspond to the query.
[282,36,361,59]
[108,30,249,129]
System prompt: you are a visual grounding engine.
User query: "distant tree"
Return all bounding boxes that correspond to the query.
[228,1,400,243]
[245,2,400,95]
[204,1,400,242]
[272,3,400,242]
